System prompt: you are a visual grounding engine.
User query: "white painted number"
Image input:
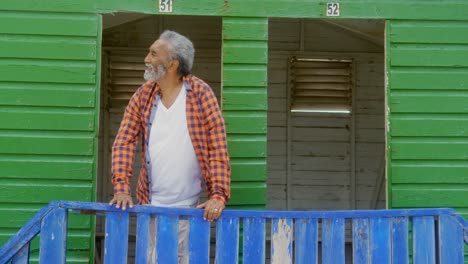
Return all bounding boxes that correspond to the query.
[326,3,340,17]
[159,0,172,13]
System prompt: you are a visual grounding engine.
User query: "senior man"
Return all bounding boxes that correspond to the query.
[109,30,231,262]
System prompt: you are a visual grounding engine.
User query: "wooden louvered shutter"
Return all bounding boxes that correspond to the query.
[108,49,147,104]
[289,58,353,113]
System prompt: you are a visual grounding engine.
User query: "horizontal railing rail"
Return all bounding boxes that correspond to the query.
[0,201,466,264]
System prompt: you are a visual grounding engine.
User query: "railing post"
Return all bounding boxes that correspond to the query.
[271,218,293,264]
[322,218,345,264]
[438,215,464,263]
[413,216,436,264]
[104,211,129,264]
[39,207,68,264]
[11,243,30,264]
[215,216,239,264]
[135,213,150,264]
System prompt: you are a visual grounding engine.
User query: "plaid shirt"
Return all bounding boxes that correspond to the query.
[111,75,231,205]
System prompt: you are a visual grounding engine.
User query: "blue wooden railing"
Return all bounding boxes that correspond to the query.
[1,201,468,263]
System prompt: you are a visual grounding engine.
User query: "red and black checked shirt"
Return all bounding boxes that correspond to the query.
[111,75,231,205]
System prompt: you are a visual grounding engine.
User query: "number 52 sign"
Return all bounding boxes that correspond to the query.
[326,3,340,17]
[159,0,172,13]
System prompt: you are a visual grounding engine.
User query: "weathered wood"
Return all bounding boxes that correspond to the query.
[135,213,150,264]
[104,211,129,264]
[156,215,179,264]
[11,242,29,264]
[438,215,464,263]
[412,216,435,264]
[370,217,391,264]
[322,218,345,264]
[243,217,266,263]
[295,218,317,264]
[271,218,293,264]
[215,217,239,264]
[391,217,409,264]
[39,207,68,264]
[188,216,210,263]
[352,218,370,264]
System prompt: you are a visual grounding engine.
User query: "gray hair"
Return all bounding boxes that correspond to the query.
[159,30,195,77]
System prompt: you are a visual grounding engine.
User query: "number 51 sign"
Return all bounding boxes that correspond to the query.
[326,3,340,17]
[159,0,172,13]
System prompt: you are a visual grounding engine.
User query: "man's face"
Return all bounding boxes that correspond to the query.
[144,40,171,82]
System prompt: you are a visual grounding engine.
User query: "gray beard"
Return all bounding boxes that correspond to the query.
[144,64,166,82]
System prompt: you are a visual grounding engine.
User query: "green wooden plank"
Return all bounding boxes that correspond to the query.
[390,91,468,113]
[223,89,267,111]
[0,84,95,107]
[0,208,90,229]
[0,182,93,203]
[389,21,468,44]
[231,158,266,181]
[223,41,267,64]
[390,46,468,67]
[0,36,97,61]
[0,156,93,180]
[390,69,468,90]
[392,184,468,207]
[0,133,94,156]
[224,111,267,134]
[229,182,266,205]
[223,64,267,87]
[228,135,266,158]
[1,0,468,21]
[0,232,91,251]
[0,108,95,131]
[0,60,96,84]
[392,161,468,184]
[223,17,268,41]
[0,11,97,36]
[392,138,468,160]
[0,1,96,13]
[391,115,468,136]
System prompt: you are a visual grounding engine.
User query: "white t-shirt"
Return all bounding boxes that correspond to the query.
[148,85,202,206]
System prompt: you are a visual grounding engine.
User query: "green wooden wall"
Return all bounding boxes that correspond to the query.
[223,17,268,208]
[1,0,468,263]
[387,20,468,219]
[0,11,101,263]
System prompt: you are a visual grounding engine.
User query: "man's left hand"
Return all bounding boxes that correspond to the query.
[197,199,225,221]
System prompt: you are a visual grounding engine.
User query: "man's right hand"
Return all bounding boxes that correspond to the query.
[109,193,134,210]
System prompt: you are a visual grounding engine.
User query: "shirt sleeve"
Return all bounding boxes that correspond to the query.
[200,85,231,204]
[111,87,142,196]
